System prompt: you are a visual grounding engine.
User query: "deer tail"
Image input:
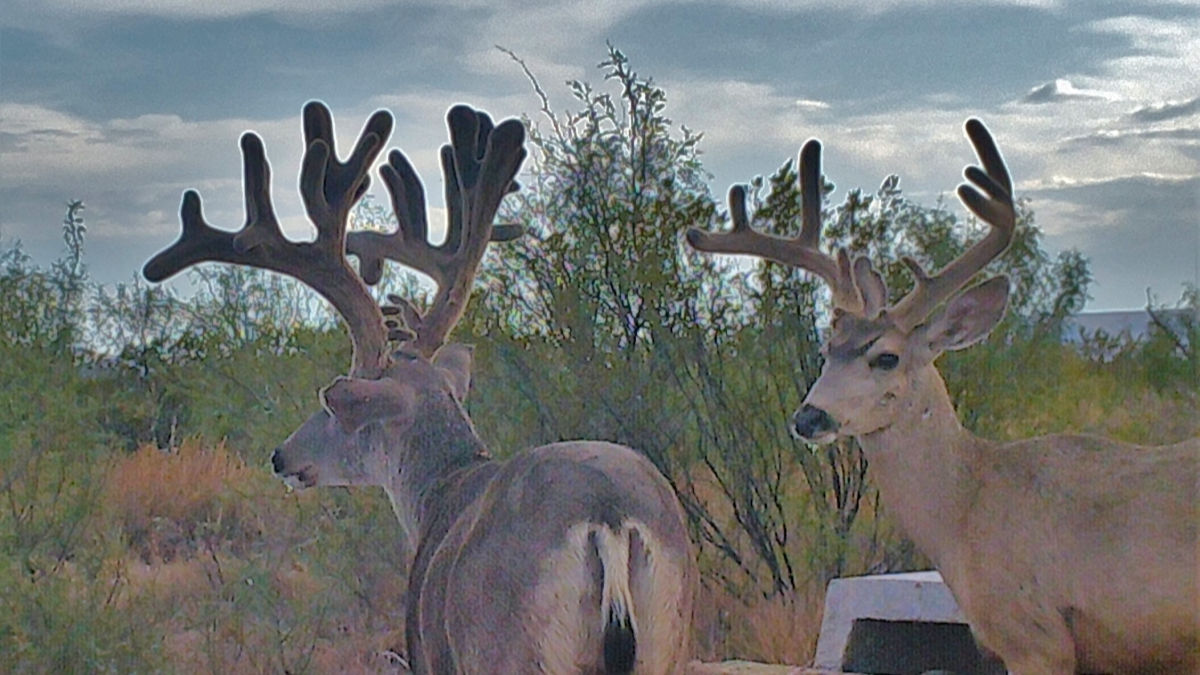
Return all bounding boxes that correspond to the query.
[594,525,637,674]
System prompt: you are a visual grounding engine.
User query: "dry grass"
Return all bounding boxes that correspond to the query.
[685,470,825,665]
[694,580,825,666]
[104,439,264,561]
[84,440,414,673]
[682,452,921,666]
[105,438,252,527]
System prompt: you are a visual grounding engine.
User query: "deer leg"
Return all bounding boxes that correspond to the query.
[969,604,1077,675]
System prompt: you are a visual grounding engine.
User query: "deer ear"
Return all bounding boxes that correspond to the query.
[919,276,1009,354]
[321,376,414,433]
[433,343,473,403]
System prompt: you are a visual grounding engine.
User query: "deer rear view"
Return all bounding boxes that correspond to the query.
[144,102,696,674]
[688,120,1198,674]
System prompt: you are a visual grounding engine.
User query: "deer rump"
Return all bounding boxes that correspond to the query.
[404,442,693,675]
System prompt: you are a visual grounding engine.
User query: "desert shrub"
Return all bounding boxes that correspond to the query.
[0,337,108,589]
[946,330,1199,445]
[1,554,170,674]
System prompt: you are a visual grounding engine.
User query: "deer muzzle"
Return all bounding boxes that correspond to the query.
[791,404,838,443]
[271,446,318,489]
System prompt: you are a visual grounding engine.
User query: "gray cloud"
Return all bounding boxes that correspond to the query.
[608,2,1137,114]
[1128,96,1200,123]
[1060,126,1200,148]
[0,6,494,123]
[1027,174,1200,308]
[1028,173,1197,219]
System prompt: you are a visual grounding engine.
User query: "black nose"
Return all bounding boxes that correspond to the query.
[271,448,285,475]
[792,405,836,440]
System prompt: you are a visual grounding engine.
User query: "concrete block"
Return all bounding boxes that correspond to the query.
[814,571,1005,675]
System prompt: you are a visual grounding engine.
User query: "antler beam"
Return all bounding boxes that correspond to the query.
[889,118,1016,330]
[685,139,863,312]
[143,102,394,377]
[687,119,1016,325]
[346,105,527,358]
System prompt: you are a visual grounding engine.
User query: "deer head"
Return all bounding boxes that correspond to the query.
[688,119,1015,442]
[143,102,526,499]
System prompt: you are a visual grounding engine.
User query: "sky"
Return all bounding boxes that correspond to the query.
[2,0,1198,311]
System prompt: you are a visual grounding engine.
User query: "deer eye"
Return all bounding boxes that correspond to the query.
[869,353,900,370]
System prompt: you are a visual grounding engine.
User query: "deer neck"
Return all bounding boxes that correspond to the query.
[380,393,490,549]
[856,363,981,566]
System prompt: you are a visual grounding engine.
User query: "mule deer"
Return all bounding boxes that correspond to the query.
[687,120,1198,674]
[144,102,696,674]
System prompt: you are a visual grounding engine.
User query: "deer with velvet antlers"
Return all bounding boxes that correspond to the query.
[144,102,696,674]
[688,120,1198,674]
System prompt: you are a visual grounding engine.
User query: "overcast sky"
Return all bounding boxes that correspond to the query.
[3,0,1198,311]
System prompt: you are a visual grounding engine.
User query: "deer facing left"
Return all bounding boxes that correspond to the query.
[143,102,696,674]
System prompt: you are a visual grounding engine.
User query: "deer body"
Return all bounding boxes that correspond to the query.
[146,102,696,674]
[279,372,695,674]
[853,364,1198,673]
[689,120,1199,673]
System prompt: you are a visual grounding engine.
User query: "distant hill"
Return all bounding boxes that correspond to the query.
[1062,308,1194,353]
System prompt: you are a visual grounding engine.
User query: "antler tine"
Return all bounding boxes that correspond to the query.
[796,137,824,250]
[347,105,527,358]
[890,118,1016,331]
[686,139,862,311]
[143,102,395,377]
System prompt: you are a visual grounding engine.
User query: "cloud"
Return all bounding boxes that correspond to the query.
[1040,115,1198,184]
[7,0,1064,24]
[0,104,342,276]
[1060,126,1200,148]
[1128,96,1200,123]
[1086,14,1200,103]
[1021,79,1121,104]
[6,0,394,21]
[1024,173,1199,308]
[0,104,296,188]
[4,0,1196,311]
[611,3,1142,117]
[1025,171,1197,213]
[795,99,831,110]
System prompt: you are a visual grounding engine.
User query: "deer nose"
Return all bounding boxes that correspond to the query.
[271,448,285,475]
[792,405,836,440]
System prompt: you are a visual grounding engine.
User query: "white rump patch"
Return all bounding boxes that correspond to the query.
[530,520,689,675]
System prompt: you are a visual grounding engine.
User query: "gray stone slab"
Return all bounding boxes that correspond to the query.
[814,571,1005,674]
